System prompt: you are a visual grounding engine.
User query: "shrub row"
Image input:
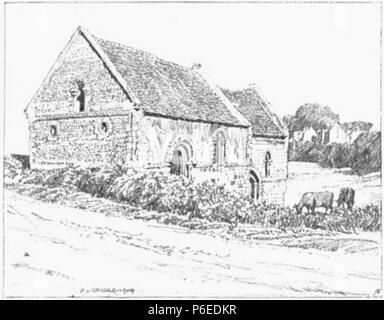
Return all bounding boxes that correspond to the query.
[5,160,382,232]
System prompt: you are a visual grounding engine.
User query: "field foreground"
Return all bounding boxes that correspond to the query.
[4,190,381,298]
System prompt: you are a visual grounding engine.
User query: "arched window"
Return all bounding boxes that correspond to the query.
[265,152,271,177]
[214,132,226,165]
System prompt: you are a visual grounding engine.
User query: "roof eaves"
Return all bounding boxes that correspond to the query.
[252,132,286,140]
[31,110,134,122]
[143,111,249,128]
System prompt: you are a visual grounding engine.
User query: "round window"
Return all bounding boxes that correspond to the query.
[100,122,109,133]
[49,125,57,137]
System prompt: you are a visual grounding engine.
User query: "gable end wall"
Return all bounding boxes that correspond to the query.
[28,33,129,119]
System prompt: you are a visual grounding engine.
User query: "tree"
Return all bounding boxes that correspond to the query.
[290,103,339,132]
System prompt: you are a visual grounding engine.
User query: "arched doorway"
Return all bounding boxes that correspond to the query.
[249,170,260,200]
[170,146,189,177]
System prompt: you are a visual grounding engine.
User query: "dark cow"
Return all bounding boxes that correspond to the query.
[337,187,355,210]
[295,191,334,214]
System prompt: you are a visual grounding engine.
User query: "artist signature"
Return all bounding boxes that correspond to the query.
[80,287,135,295]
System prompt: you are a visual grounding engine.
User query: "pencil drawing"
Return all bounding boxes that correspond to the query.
[3,17,382,298]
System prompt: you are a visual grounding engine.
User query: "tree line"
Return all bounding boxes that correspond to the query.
[284,103,380,175]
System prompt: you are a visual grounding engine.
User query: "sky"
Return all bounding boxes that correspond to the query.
[4,2,382,154]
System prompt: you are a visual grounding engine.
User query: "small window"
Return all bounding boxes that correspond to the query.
[70,80,85,112]
[97,119,112,138]
[99,121,109,134]
[49,125,57,137]
[265,152,271,177]
[78,90,85,112]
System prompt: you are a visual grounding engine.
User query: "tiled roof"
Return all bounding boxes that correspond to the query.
[93,35,248,127]
[221,87,286,138]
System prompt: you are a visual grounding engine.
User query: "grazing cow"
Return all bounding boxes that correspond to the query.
[295,191,334,214]
[337,187,355,210]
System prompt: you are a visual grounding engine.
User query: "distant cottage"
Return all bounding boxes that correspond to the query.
[24,27,288,204]
[341,121,373,143]
[291,122,372,145]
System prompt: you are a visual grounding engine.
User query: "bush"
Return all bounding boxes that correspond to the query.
[288,140,326,163]
[11,165,255,223]
[8,164,382,232]
[4,155,23,179]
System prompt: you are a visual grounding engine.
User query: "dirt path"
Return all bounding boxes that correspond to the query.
[4,190,381,298]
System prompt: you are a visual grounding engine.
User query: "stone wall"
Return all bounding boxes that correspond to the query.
[27,30,141,169]
[138,116,249,168]
[30,113,140,168]
[30,113,288,205]
[250,136,288,205]
[136,115,251,191]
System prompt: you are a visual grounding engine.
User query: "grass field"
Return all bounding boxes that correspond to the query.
[286,161,381,207]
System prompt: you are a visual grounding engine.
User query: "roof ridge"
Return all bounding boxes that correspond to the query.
[94,34,193,73]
